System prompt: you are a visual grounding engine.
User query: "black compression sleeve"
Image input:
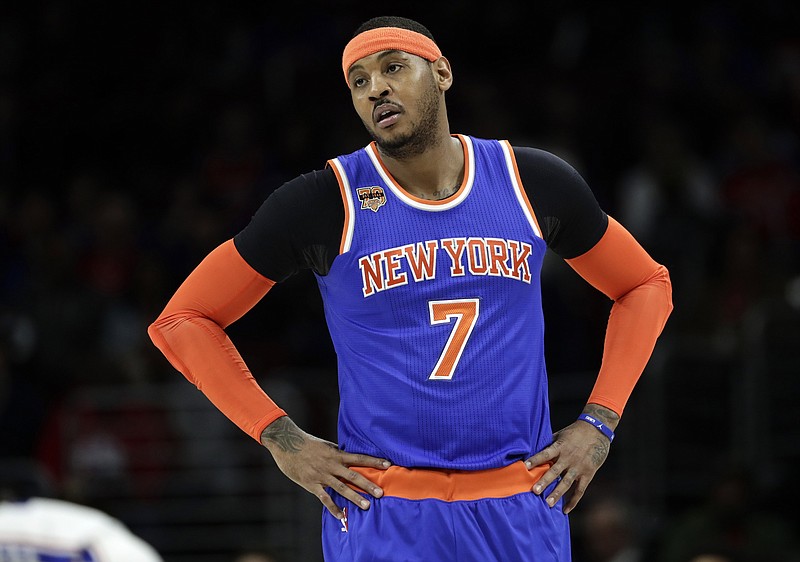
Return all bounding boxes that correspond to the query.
[234,148,605,281]
[233,168,344,281]
[512,146,608,259]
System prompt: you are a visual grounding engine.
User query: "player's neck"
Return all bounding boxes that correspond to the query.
[379,135,464,201]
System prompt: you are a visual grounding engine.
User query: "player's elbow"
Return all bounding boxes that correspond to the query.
[146,310,196,350]
[146,309,212,384]
[614,262,673,331]
[657,263,673,307]
[652,263,673,329]
[147,313,175,352]
[147,316,166,348]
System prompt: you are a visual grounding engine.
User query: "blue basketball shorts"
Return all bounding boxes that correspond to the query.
[321,462,570,561]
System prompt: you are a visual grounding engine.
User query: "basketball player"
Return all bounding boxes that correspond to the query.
[0,498,165,561]
[0,460,163,561]
[148,16,673,561]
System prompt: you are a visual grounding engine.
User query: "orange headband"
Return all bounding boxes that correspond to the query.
[342,27,442,84]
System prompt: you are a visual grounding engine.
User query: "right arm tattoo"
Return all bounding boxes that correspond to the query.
[261,417,305,453]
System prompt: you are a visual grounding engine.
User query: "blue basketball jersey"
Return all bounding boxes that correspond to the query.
[319,135,551,470]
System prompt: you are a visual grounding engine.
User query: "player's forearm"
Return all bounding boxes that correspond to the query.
[260,415,303,451]
[566,217,673,416]
[148,239,285,441]
[148,313,286,440]
[587,264,672,415]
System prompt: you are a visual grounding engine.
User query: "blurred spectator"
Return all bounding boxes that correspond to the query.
[233,550,279,562]
[683,543,743,562]
[656,465,800,562]
[616,116,723,329]
[617,117,720,249]
[0,311,43,458]
[575,495,643,562]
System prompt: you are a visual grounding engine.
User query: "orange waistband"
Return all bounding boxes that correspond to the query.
[351,461,549,501]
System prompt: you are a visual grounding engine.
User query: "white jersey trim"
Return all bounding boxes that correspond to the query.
[329,157,356,253]
[500,141,543,239]
[365,136,476,212]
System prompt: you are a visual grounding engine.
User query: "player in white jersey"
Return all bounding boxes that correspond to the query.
[0,459,163,562]
[0,497,163,562]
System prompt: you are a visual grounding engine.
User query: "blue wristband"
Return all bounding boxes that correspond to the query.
[578,414,615,442]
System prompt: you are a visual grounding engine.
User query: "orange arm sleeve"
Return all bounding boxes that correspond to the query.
[565,216,673,416]
[147,239,287,442]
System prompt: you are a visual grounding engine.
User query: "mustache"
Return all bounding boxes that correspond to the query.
[374,99,399,111]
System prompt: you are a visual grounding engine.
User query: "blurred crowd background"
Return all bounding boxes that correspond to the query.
[1,1,799,561]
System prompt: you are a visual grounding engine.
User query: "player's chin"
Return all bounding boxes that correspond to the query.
[374,128,413,152]
[370,123,397,141]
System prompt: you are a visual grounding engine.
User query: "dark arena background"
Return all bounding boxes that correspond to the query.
[1,1,799,561]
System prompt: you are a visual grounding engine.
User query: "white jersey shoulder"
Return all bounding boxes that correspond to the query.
[0,497,163,561]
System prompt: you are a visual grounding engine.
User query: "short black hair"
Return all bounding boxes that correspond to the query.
[352,16,436,43]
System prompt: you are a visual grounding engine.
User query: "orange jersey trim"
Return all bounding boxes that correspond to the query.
[148,239,287,441]
[351,461,549,501]
[370,134,470,207]
[328,159,354,255]
[501,140,544,238]
[566,217,673,415]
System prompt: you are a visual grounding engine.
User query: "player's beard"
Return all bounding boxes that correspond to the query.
[367,77,442,161]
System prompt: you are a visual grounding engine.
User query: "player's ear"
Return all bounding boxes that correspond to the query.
[432,57,453,92]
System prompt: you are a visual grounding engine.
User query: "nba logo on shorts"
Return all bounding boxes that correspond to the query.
[340,506,348,533]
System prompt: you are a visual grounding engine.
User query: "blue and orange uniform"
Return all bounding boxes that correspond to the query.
[148,17,674,560]
[317,135,569,559]
[148,138,672,560]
